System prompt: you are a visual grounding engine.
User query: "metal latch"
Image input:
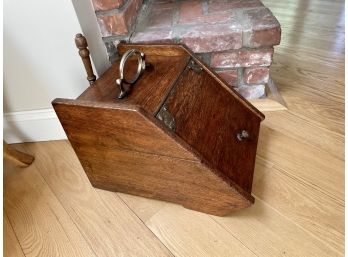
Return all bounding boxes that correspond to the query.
[156,104,176,130]
[188,59,203,74]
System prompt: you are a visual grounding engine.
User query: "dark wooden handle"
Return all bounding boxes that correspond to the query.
[75,33,96,85]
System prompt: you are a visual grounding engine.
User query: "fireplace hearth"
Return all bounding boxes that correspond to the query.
[92,0,281,99]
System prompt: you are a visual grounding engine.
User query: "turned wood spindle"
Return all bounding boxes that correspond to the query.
[75,33,96,85]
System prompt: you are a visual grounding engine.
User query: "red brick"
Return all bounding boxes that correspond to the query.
[179,11,234,25]
[211,48,273,68]
[179,24,242,53]
[209,0,264,13]
[151,1,176,10]
[97,15,127,36]
[243,8,281,47]
[215,69,238,86]
[97,0,142,36]
[177,0,238,25]
[250,27,281,47]
[243,67,269,84]
[92,0,124,11]
[153,0,176,4]
[131,30,173,44]
[147,8,174,29]
[179,1,203,24]
[236,84,265,99]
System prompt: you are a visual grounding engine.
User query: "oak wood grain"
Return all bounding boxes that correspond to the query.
[24,141,174,257]
[78,54,190,115]
[146,204,258,257]
[212,200,341,257]
[53,98,197,160]
[164,65,262,192]
[257,126,344,201]
[118,44,188,57]
[253,157,344,252]
[4,214,25,257]
[4,158,97,257]
[79,145,252,215]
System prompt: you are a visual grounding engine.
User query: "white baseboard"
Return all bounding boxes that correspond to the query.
[4,108,67,144]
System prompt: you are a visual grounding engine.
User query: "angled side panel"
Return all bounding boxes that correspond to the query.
[52,98,253,215]
[52,98,196,160]
[83,146,253,216]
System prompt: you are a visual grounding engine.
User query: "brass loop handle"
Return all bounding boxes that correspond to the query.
[116,49,146,99]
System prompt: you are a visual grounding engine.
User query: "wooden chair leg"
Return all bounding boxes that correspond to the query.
[4,141,34,167]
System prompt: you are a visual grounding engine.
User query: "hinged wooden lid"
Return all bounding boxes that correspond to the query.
[77,44,264,121]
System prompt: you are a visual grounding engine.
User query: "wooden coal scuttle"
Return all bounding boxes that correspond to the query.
[52,35,264,216]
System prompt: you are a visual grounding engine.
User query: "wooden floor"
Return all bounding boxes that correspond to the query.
[4,0,345,256]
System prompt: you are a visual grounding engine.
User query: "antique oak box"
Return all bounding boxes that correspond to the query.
[52,42,264,216]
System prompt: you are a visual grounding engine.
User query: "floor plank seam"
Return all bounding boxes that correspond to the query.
[114,193,176,257]
[27,155,100,257]
[253,195,344,256]
[47,204,98,257]
[5,212,27,257]
[256,155,344,205]
[287,110,344,139]
[209,215,260,257]
[288,110,344,137]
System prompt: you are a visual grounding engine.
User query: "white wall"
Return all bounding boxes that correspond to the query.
[4,0,110,143]
[71,0,110,76]
[4,0,109,113]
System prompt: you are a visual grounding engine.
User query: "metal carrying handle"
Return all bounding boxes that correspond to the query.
[116,49,146,99]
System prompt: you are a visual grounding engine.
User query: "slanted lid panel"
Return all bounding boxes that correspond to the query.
[180,44,265,121]
[78,44,190,115]
[160,64,262,192]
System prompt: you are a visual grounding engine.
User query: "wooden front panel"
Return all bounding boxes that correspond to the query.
[163,66,263,193]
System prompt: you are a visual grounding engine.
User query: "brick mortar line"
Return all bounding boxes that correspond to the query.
[129,0,152,41]
[240,83,268,87]
[214,67,237,72]
[102,34,130,42]
[214,65,270,71]
[202,0,209,15]
[196,53,211,65]
[237,67,244,86]
[128,22,244,35]
[171,1,181,43]
[95,0,132,17]
[211,46,275,54]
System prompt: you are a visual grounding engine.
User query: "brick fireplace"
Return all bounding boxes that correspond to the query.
[91,0,281,99]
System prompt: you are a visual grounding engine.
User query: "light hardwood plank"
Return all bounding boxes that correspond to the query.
[145,204,258,257]
[25,140,173,257]
[253,157,344,253]
[4,160,97,257]
[4,214,25,257]
[212,200,342,257]
[257,126,344,201]
[118,193,167,223]
[262,111,344,160]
